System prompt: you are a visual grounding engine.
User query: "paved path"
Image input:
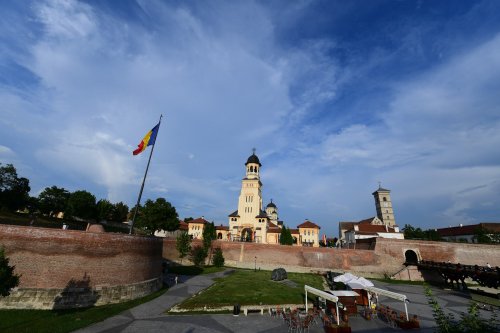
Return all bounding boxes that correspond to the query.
[74,272,495,333]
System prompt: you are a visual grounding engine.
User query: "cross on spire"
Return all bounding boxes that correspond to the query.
[252,148,256,155]
[378,181,382,189]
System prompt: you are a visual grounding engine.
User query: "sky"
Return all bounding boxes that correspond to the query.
[1,0,500,237]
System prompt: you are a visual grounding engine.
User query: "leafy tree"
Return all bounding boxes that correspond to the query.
[38,186,70,216]
[65,190,97,220]
[0,163,30,211]
[190,245,207,267]
[0,246,20,296]
[110,202,129,222]
[96,199,113,221]
[135,198,179,235]
[280,226,294,245]
[176,232,191,264]
[184,217,194,222]
[212,248,225,267]
[473,226,500,244]
[202,222,217,250]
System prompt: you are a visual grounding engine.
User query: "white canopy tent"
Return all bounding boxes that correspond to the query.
[333,272,357,283]
[365,286,409,321]
[304,285,340,325]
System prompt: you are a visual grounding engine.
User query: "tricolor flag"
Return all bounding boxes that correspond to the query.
[133,122,160,155]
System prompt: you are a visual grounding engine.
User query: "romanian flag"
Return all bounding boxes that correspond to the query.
[133,122,160,155]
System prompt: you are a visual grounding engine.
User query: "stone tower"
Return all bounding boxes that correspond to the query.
[228,149,268,243]
[372,185,396,227]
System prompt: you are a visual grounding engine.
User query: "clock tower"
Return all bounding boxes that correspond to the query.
[372,185,396,227]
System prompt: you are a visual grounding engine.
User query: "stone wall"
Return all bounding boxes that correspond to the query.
[163,237,500,278]
[0,225,163,309]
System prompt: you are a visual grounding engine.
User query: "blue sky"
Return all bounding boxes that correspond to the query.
[1,0,500,236]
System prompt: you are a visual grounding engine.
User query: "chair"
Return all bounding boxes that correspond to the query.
[288,316,300,333]
[300,315,313,333]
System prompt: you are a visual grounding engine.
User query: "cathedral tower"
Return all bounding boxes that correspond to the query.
[228,149,268,243]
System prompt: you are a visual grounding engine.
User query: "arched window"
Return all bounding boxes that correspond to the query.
[383,197,387,201]
[217,233,223,239]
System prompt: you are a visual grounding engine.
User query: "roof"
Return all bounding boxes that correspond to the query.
[347,224,397,234]
[268,221,279,228]
[266,200,276,208]
[437,223,500,237]
[245,152,262,166]
[228,210,240,217]
[290,228,299,234]
[255,210,268,218]
[339,222,356,231]
[297,220,321,229]
[359,217,377,225]
[215,224,229,231]
[372,187,390,195]
[187,217,209,224]
[267,228,281,233]
[179,220,189,230]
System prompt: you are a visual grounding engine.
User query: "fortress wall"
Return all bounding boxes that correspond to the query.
[373,238,500,267]
[163,238,500,276]
[0,225,163,309]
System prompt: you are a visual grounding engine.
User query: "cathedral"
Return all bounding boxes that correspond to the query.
[228,150,321,246]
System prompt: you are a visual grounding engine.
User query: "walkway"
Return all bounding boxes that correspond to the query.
[74,272,491,333]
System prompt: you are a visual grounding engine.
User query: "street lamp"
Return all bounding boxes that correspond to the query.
[254,256,257,272]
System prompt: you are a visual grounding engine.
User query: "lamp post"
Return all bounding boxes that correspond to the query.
[254,256,257,272]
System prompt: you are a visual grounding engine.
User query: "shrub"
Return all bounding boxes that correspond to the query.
[190,245,207,267]
[212,248,225,267]
[0,246,20,296]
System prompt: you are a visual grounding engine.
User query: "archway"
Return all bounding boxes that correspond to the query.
[405,250,418,265]
[217,232,223,239]
[241,228,253,242]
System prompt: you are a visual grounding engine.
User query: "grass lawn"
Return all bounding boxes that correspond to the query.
[0,287,167,333]
[176,268,324,309]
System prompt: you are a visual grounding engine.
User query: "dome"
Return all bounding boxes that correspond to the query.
[245,152,262,166]
[266,200,276,208]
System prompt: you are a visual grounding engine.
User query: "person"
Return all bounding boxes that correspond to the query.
[487,263,492,271]
[175,275,178,284]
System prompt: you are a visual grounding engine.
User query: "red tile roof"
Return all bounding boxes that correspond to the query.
[179,220,188,230]
[437,223,500,237]
[348,224,396,233]
[297,220,320,229]
[187,217,209,224]
[215,224,229,231]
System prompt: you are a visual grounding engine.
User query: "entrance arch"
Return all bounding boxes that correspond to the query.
[241,228,253,242]
[217,232,223,239]
[405,250,418,265]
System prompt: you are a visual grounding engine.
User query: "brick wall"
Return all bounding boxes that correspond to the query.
[0,225,162,298]
[163,238,500,277]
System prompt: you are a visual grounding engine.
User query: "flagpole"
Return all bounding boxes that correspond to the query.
[129,114,163,235]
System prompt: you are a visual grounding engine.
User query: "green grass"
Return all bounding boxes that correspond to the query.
[176,268,323,309]
[167,265,226,276]
[0,287,167,333]
[470,292,500,307]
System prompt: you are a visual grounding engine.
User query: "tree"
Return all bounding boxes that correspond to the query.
[0,163,30,211]
[135,198,179,236]
[190,245,207,267]
[176,232,191,264]
[38,186,70,216]
[65,190,97,220]
[0,246,20,296]
[96,199,113,221]
[110,202,129,222]
[184,217,194,222]
[280,226,294,245]
[212,248,225,267]
[202,222,217,250]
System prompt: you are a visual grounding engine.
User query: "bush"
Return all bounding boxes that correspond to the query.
[212,248,225,267]
[0,246,20,296]
[190,246,207,267]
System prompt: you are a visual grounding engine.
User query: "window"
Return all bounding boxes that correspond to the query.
[383,197,387,201]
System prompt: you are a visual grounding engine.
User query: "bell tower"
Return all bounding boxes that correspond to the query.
[372,184,396,227]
